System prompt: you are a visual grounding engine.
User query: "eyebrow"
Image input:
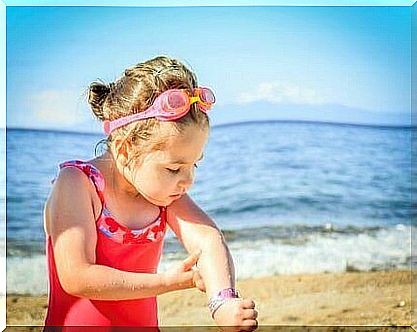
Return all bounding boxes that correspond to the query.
[168,153,204,165]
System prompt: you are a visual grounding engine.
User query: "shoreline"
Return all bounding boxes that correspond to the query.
[6,270,413,326]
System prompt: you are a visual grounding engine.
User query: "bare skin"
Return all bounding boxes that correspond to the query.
[44,122,258,329]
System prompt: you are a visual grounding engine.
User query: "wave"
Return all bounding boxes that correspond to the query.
[7,224,413,295]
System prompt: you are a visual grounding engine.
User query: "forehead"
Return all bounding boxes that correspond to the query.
[151,123,208,163]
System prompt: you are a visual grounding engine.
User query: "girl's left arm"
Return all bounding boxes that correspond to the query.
[166,193,235,298]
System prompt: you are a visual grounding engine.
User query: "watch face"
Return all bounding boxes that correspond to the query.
[218,288,239,298]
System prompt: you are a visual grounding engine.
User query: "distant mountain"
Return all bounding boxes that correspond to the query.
[212,101,411,127]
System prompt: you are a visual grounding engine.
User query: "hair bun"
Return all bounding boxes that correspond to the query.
[88,81,112,121]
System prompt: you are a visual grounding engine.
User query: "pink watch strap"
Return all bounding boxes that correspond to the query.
[208,288,240,319]
[216,287,239,299]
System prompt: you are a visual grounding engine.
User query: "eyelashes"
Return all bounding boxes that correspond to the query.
[166,164,199,174]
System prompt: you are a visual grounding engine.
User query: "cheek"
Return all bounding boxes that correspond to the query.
[157,172,178,190]
[133,169,176,194]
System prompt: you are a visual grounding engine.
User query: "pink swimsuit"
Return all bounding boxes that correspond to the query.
[44,160,167,328]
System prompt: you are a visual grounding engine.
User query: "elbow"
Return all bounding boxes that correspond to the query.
[58,266,92,298]
[59,275,87,297]
[60,277,84,297]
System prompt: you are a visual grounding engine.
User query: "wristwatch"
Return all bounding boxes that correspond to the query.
[208,287,240,319]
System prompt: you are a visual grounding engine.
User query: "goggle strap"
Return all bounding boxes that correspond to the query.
[108,104,158,133]
[189,96,200,105]
[104,87,215,135]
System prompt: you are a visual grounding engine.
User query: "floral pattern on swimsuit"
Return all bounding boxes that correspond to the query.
[53,159,167,245]
[98,206,166,245]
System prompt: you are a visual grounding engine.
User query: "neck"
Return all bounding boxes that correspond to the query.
[98,151,166,207]
[100,151,139,199]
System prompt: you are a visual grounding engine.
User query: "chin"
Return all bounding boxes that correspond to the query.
[167,194,182,204]
[156,195,180,206]
[139,192,169,207]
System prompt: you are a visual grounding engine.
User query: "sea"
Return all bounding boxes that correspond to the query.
[4,121,416,295]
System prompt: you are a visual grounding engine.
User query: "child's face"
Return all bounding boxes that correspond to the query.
[129,124,209,206]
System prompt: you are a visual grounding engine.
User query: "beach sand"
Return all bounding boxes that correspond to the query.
[6,270,414,327]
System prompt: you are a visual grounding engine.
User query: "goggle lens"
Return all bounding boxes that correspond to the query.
[199,88,215,104]
[166,91,189,114]
[167,91,187,108]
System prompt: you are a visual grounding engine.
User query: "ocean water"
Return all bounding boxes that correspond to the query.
[5,121,416,295]
[0,128,5,297]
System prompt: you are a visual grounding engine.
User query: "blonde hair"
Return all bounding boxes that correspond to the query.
[87,55,210,169]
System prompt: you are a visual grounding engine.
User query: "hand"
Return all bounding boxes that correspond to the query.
[213,298,258,332]
[163,250,202,291]
[193,269,206,293]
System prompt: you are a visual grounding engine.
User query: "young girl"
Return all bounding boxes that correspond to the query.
[43,55,258,329]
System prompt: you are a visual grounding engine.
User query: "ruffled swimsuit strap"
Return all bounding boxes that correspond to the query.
[51,160,106,223]
[51,160,168,244]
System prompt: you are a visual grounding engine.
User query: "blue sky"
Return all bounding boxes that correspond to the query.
[6,4,413,132]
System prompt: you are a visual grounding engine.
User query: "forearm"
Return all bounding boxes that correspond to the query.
[64,264,181,300]
[196,231,236,299]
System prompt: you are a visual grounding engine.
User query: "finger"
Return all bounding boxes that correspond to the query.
[193,270,204,282]
[240,299,256,309]
[182,270,195,279]
[194,273,206,292]
[178,270,195,288]
[184,250,201,263]
[196,280,206,292]
[197,282,206,292]
[241,319,258,330]
[243,309,258,320]
[182,250,202,270]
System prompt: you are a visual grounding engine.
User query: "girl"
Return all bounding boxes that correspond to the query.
[43,55,258,329]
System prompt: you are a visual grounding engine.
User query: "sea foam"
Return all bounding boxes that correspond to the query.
[6,224,412,295]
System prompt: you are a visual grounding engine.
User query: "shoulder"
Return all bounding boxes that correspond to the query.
[53,165,97,198]
[45,165,100,274]
[46,166,100,226]
[44,164,102,243]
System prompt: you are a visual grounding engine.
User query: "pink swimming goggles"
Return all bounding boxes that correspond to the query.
[103,87,215,135]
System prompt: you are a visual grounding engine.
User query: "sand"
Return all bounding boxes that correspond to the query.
[5,270,414,327]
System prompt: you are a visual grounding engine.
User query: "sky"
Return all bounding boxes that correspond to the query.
[6,3,414,133]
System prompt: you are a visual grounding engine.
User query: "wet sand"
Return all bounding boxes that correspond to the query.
[6,270,414,327]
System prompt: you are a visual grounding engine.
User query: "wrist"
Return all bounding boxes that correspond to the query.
[208,287,240,319]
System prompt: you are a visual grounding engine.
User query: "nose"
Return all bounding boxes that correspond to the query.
[178,169,194,193]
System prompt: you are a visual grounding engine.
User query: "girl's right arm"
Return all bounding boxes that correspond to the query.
[47,167,198,300]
